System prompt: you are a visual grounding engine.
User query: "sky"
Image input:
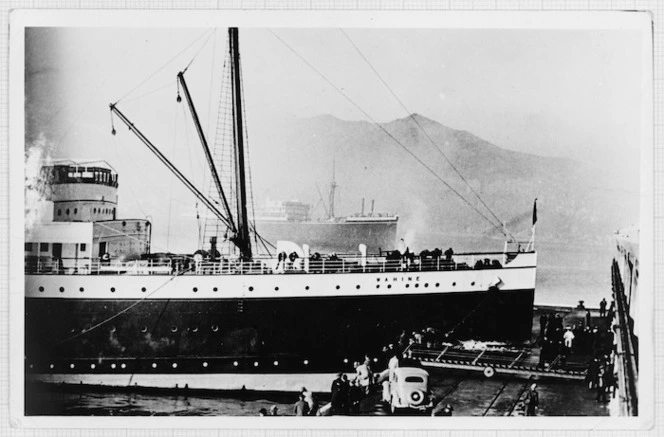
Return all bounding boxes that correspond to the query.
[24,25,646,254]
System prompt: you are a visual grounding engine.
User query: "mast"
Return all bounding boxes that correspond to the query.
[328,159,337,220]
[229,28,252,260]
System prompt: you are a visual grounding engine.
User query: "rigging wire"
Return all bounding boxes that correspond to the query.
[114,29,214,104]
[339,29,514,241]
[268,29,507,238]
[182,29,217,74]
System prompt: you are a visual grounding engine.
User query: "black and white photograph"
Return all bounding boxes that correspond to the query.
[10,10,653,427]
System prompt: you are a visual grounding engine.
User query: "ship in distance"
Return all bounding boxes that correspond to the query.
[254,169,399,254]
[24,28,537,394]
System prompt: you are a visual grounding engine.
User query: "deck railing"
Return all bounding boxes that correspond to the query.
[24,251,532,276]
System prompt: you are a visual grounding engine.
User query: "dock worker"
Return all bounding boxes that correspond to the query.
[563,327,575,354]
[354,360,371,394]
[294,393,310,416]
[524,383,539,416]
[599,298,607,317]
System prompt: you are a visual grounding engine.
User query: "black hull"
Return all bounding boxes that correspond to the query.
[25,289,534,375]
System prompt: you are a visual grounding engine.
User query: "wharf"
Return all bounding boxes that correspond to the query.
[408,304,610,381]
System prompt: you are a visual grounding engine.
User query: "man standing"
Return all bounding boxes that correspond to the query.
[330,373,345,414]
[563,327,575,355]
[294,393,310,416]
[599,298,607,317]
[524,383,539,416]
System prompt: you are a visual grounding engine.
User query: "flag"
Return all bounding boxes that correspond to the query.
[532,198,538,226]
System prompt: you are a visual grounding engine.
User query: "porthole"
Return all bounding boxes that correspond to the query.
[376,284,380,289]
[79,287,84,292]
[211,325,219,332]
[248,286,254,292]
[66,209,70,215]
[172,363,178,369]
[49,364,54,369]
[415,283,419,288]
[213,287,218,292]
[141,287,146,292]
[424,283,429,288]
[70,363,75,369]
[121,363,126,369]
[336,285,340,290]
[405,284,410,288]
[152,363,157,369]
[273,361,279,366]
[140,326,148,333]
[122,221,127,227]
[387,284,392,289]
[59,287,64,293]
[193,287,198,292]
[233,361,239,367]
[435,283,440,287]
[90,364,96,369]
[111,363,116,369]
[452,282,456,286]
[170,326,178,333]
[203,362,208,368]
[471,281,475,286]
[305,286,310,290]
[38,286,44,292]
[275,286,279,291]
[110,287,116,292]
[253,361,259,367]
[74,208,78,214]
[303,360,309,365]
[356,285,360,289]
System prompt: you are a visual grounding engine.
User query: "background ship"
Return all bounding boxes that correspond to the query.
[254,165,398,253]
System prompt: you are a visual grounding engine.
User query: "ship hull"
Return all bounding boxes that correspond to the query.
[255,220,398,253]
[25,255,536,393]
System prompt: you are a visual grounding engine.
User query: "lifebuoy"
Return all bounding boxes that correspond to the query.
[483,366,496,378]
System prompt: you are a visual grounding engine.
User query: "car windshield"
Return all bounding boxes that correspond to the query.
[404,376,424,383]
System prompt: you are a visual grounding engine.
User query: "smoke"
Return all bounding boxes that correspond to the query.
[399,198,429,252]
[24,134,53,236]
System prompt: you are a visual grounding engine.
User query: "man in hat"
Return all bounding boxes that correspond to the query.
[330,372,345,413]
[524,383,539,416]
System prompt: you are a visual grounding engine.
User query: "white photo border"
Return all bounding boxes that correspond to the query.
[8,8,655,431]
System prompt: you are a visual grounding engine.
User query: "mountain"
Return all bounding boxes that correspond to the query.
[248,113,638,249]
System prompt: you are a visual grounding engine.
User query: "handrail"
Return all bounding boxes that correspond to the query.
[24,251,535,276]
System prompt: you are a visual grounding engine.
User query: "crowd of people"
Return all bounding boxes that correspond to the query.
[537,299,616,369]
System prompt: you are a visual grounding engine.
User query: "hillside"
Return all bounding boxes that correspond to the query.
[248,113,638,249]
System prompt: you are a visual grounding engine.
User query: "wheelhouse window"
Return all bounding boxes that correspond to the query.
[80,243,87,252]
[39,243,49,252]
[25,243,33,251]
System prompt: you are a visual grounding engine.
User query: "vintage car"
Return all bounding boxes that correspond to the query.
[387,367,434,414]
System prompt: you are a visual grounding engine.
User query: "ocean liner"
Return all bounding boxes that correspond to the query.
[24,28,537,393]
[254,173,399,253]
